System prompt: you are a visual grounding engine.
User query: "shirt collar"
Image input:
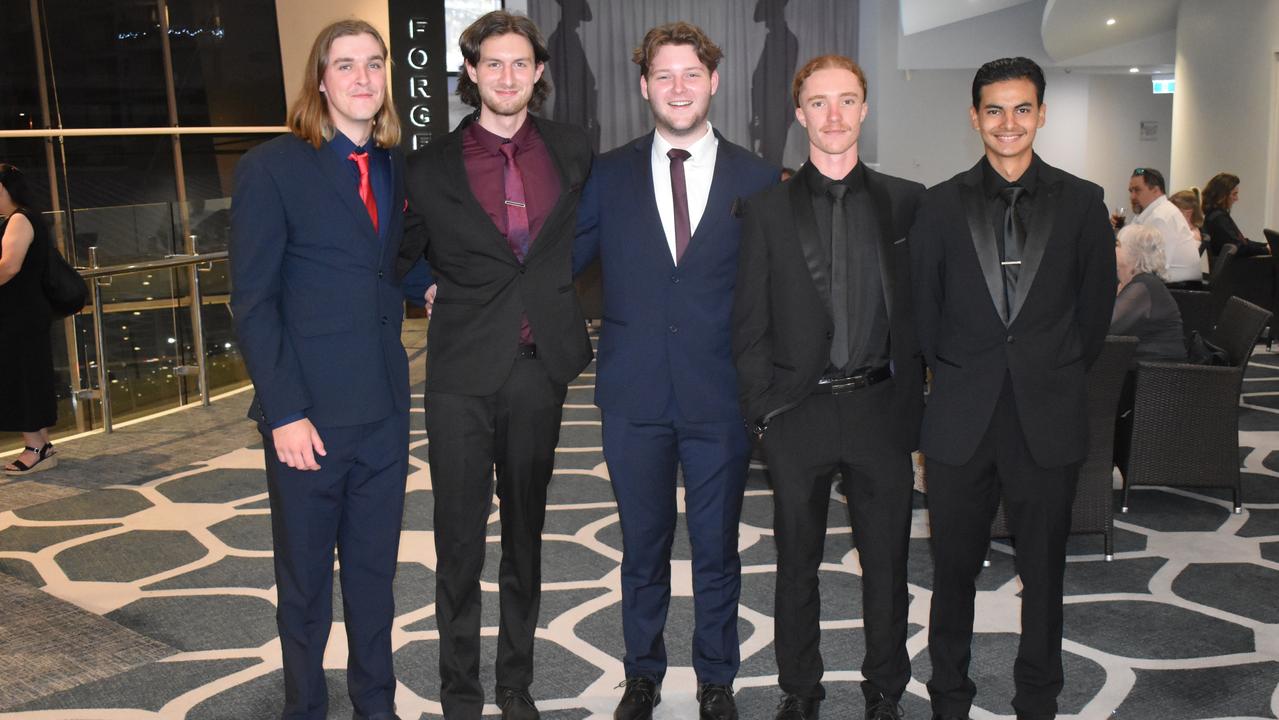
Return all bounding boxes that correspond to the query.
[467,116,536,155]
[328,131,373,159]
[652,122,718,167]
[803,159,867,198]
[980,153,1041,199]
[1135,193,1168,222]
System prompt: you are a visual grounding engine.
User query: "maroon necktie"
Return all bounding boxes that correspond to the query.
[668,148,692,263]
[348,151,378,233]
[499,141,534,344]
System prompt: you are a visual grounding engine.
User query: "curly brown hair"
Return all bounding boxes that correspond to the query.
[631,22,723,77]
[456,11,552,113]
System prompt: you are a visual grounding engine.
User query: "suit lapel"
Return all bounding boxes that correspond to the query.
[311,142,379,249]
[959,162,1008,325]
[523,116,581,264]
[1008,167,1060,323]
[789,171,831,315]
[684,131,734,262]
[631,132,676,269]
[439,125,518,262]
[864,169,897,321]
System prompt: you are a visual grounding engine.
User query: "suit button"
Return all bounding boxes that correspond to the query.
[669,324,679,334]
[519,266,527,274]
[826,331,834,339]
[670,273,679,283]
[377,271,384,279]
[382,316,389,325]
[1006,335,1015,343]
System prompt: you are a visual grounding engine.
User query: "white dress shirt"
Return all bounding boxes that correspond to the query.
[652,122,719,264]
[1132,194,1202,283]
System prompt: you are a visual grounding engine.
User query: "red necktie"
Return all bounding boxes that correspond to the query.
[668,148,692,263]
[348,150,378,233]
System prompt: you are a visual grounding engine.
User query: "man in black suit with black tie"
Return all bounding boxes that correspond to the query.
[397,11,593,720]
[733,55,924,720]
[910,58,1116,720]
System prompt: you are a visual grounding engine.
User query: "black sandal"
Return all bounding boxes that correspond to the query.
[3,443,57,475]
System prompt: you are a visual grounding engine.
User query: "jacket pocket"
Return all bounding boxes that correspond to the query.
[935,354,963,369]
[294,313,353,337]
[602,316,628,326]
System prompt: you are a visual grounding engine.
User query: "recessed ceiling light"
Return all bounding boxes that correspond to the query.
[1106,18,1117,26]
[1129,67,1140,73]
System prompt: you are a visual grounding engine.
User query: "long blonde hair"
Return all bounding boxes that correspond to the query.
[287,19,401,149]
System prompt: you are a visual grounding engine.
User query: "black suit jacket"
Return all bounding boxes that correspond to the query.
[732,163,926,451]
[910,155,1116,468]
[398,114,594,395]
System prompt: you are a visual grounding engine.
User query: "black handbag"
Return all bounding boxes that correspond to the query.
[43,240,88,317]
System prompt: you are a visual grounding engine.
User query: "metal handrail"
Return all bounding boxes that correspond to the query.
[78,251,228,278]
[79,246,229,432]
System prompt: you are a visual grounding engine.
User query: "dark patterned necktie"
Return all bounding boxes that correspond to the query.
[668,148,692,263]
[499,142,531,262]
[999,185,1026,318]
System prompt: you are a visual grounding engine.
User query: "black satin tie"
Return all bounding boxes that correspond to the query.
[828,183,850,370]
[999,185,1026,319]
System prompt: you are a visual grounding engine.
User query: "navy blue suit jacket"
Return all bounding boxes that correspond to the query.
[574,131,777,423]
[230,133,410,428]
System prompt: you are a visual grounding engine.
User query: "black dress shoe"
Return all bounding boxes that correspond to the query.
[697,683,737,720]
[866,692,903,720]
[614,677,661,720]
[775,693,820,720]
[497,686,540,720]
[931,714,970,720]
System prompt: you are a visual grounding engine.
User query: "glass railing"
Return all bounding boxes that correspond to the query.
[1,201,247,452]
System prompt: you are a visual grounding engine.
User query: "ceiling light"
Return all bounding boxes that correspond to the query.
[1106,18,1117,26]
[1129,67,1140,73]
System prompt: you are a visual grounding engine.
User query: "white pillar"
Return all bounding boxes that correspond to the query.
[1171,0,1279,234]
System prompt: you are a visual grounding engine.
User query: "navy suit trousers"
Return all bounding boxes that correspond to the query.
[601,398,750,686]
[261,412,408,720]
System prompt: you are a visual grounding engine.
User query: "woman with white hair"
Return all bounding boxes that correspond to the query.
[1111,224,1187,362]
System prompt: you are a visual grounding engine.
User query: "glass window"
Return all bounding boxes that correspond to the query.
[0,2,41,130]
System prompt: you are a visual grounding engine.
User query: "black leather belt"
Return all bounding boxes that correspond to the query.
[516,344,538,359]
[814,365,891,394]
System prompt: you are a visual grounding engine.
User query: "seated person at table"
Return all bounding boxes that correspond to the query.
[1111,224,1186,478]
[1112,224,1187,362]
[1169,188,1209,277]
[1202,172,1268,258]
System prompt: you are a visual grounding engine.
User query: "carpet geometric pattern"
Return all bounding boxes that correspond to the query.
[1,352,1278,718]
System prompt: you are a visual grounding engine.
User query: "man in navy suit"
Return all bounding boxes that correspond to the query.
[230,20,408,720]
[573,22,776,720]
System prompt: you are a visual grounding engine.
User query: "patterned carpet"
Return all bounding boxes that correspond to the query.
[0,350,1278,719]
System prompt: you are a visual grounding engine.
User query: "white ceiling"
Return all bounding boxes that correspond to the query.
[900,0,1037,35]
[897,0,1180,73]
[1041,0,1181,62]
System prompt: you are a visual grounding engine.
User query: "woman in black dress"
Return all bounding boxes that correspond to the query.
[1202,172,1268,258]
[1,163,58,474]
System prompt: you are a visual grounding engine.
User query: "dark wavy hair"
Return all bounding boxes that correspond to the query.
[456,11,552,113]
[0,163,36,209]
[1201,172,1240,214]
[972,57,1045,109]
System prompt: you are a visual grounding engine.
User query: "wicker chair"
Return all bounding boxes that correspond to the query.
[989,336,1138,561]
[1122,296,1272,513]
[1172,244,1239,346]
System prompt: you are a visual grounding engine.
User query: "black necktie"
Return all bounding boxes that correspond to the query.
[999,185,1026,319]
[828,182,850,370]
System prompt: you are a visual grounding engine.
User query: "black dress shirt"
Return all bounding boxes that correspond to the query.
[803,161,890,374]
[980,154,1040,252]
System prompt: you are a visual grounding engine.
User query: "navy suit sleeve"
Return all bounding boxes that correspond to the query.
[572,160,602,278]
[402,256,435,306]
[731,196,774,425]
[229,149,312,424]
[1077,184,1118,367]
